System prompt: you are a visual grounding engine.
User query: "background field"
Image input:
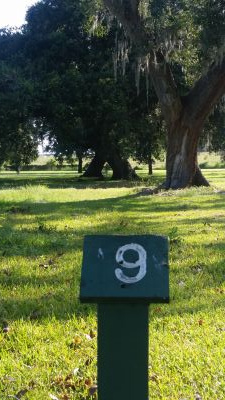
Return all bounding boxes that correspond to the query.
[0,169,225,399]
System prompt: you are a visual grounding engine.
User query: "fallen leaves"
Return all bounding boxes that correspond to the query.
[49,394,59,400]
[149,373,159,383]
[85,357,93,366]
[50,330,97,398]
[10,385,35,400]
[29,309,41,320]
[39,258,57,270]
[2,268,12,276]
[51,370,97,400]
[69,330,96,349]
[216,326,225,332]
[215,288,224,294]
[88,384,98,397]
[84,377,93,387]
[154,307,162,314]
[2,321,10,334]
[89,329,96,339]
[38,251,65,270]
[69,335,82,349]
[84,329,96,341]
[190,264,205,274]
[59,394,70,400]
[15,389,29,399]
[51,374,76,391]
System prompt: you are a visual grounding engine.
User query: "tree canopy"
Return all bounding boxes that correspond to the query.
[0,0,224,183]
[97,0,225,187]
[20,0,166,178]
[0,29,39,171]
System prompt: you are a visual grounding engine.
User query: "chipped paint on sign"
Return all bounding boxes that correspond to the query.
[115,243,147,284]
[98,248,104,259]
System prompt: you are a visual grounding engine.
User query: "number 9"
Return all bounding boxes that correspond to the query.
[115,243,147,284]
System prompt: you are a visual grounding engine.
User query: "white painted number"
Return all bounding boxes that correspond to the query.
[115,243,147,284]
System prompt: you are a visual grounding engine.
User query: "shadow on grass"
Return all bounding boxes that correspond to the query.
[0,182,225,322]
[0,236,225,322]
[0,171,164,189]
[0,292,96,321]
[0,254,224,322]
[0,192,225,257]
[1,189,225,223]
[0,168,225,190]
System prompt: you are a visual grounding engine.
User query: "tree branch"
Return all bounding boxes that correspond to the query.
[148,53,182,125]
[103,0,147,48]
[185,57,225,127]
[103,0,182,125]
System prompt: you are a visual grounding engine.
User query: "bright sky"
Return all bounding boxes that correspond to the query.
[0,0,38,28]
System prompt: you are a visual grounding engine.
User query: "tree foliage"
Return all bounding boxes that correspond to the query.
[20,0,165,175]
[0,31,39,170]
[98,0,225,188]
[0,0,224,183]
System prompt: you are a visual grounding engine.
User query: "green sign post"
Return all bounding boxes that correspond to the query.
[80,235,169,400]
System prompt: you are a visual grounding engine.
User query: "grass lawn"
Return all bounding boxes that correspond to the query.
[0,170,224,399]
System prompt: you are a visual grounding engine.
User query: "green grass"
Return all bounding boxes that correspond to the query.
[198,152,225,169]
[133,151,225,170]
[2,151,224,174]
[0,170,225,399]
[30,155,55,166]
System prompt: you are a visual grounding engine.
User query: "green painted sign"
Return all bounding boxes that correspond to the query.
[97,303,149,400]
[80,234,169,400]
[80,235,169,303]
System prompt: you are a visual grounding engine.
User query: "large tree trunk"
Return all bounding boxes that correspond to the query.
[76,149,84,174]
[77,155,83,174]
[107,150,138,180]
[15,165,21,174]
[83,147,139,180]
[148,155,153,175]
[82,151,105,178]
[164,121,209,189]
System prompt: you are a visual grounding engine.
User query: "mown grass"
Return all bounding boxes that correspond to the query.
[0,170,225,399]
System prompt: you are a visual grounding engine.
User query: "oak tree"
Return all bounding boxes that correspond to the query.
[99,0,225,188]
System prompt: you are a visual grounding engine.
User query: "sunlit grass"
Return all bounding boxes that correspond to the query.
[0,171,225,399]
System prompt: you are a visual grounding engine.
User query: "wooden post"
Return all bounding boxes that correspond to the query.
[98,303,149,400]
[80,235,169,400]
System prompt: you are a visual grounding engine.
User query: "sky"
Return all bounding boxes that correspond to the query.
[0,0,37,29]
